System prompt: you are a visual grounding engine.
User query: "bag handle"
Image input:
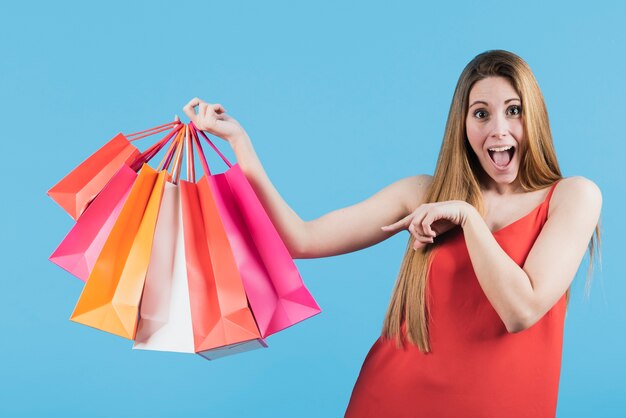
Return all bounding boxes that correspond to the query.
[171,125,188,184]
[185,124,195,183]
[126,121,182,142]
[156,127,185,183]
[130,123,184,171]
[189,122,233,169]
[141,123,182,160]
[157,127,185,172]
[162,128,184,171]
[189,123,212,177]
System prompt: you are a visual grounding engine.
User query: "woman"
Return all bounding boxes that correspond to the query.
[183,50,602,418]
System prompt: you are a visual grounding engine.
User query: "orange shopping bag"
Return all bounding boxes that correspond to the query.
[48,121,181,220]
[69,130,185,339]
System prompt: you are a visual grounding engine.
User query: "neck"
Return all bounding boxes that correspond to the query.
[478,172,523,196]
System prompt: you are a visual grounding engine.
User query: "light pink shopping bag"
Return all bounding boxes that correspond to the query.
[133,182,195,353]
[134,128,197,352]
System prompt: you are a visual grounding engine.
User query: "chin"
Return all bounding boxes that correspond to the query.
[481,162,519,184]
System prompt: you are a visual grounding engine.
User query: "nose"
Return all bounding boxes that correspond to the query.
[490,112,510,138]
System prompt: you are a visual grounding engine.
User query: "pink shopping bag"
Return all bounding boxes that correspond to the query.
[49,165,136,281]
[180,126,266,359]
[190,123,321,338]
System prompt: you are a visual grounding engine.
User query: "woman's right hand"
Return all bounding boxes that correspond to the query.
[182,97,247,143]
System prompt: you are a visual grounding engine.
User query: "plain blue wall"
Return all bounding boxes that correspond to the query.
[1,1,624,416]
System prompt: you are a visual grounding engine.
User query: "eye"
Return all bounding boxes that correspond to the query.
[473,109,488,119]
[507,105,522,116]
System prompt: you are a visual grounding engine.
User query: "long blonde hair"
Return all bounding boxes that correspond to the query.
[381,50,602,353]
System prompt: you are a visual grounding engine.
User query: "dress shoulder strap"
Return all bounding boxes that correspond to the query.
[544,179,562,213]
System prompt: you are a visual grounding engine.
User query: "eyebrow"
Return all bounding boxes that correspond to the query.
[469,98,521,108]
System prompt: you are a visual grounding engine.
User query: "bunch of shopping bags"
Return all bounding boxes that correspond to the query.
[48,120,321,360]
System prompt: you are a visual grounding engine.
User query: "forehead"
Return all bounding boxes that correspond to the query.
[469,76,520,103]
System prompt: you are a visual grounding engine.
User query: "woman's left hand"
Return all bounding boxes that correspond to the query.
[381,200,475,250]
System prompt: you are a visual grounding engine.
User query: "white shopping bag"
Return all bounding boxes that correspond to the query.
[133,182,195,352]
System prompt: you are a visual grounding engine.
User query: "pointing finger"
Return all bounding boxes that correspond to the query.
[381,213,412,232]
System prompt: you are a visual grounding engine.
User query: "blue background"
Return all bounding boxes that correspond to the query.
[1,1,624,416]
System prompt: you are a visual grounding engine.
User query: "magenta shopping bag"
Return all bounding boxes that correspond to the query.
[49,165,137,281]
[190,123,321,338]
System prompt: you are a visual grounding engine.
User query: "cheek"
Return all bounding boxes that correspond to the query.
[513,120,524,141]
[509,120,525,152]
[465,121,484,153]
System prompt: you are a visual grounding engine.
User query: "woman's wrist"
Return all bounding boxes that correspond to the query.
[226,129,250,147]
[461,202,480,230]
[228,131,263,175]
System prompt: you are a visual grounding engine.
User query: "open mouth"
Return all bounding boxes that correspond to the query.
[487,146,515,169]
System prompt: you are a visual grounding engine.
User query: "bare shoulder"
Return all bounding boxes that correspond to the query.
[393,174,433,213]
[551,176,602,217]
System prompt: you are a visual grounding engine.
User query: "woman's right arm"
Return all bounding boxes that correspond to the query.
[231,132,432,258]
[183,98,432,259]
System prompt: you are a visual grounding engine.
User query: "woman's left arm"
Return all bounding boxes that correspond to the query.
[382,176,602,333]
[461,176,602,333]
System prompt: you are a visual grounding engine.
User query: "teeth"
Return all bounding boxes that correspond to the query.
[488,145,513,152]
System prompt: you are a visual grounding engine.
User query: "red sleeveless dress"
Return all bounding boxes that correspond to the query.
[345,181,566,418]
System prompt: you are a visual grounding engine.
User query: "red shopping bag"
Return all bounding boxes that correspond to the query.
[48,121,181,220]
[180,125,265,358]
[190,123,321,338]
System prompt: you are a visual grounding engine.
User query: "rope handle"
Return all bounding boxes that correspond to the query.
[157,127,185,172]
[130,123,184,171]
[171,125,187,184]
[126,121,182,142]
[185,124,195,183]
[189,123,211,177]
[189,122,233,169]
